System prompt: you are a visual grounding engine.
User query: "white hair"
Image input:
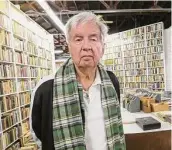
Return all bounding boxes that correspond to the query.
[65,11,109,43]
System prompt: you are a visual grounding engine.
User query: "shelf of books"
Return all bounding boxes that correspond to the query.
[0,1,55,149]
[102,22,165,95]
[103,33,125,94]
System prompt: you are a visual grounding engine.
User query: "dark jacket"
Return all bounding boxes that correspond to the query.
[30,71,120,150]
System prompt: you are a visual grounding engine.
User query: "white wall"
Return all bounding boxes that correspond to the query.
[164,26,172,91]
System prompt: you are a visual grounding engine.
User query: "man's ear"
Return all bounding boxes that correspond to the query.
[67,44,71,54]
[102,43,105,55]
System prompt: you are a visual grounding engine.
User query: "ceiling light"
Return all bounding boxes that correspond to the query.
[55,59,67,63]
[36,0,65,33]
[54,50,64,54]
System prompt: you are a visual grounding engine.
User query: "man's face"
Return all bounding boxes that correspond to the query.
[68,21,104,68]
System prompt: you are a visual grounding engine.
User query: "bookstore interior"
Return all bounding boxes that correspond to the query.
[0,1,171,150]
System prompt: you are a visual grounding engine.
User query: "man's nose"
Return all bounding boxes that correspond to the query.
[81,39,92,51]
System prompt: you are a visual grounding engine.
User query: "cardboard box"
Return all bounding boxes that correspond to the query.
[142,105,151,113]
[151,102,169,112]
[140,97,155,106]
[140,97,156,113]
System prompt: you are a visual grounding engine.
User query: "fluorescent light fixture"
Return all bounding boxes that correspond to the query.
[54,50,63,54]
[36,0,65,33]
[55,59,67,62]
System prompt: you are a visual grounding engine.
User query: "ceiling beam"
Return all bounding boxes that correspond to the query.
[63,0,68,10]
[20,1,36,11]
[99,0,111,9]
[47,1,62,11]
[73,0,78,11]
[57,1,66,10]
[114,1,120,9]
[27,8,171,16]
[26,1,51,26]
[110,0,113,8]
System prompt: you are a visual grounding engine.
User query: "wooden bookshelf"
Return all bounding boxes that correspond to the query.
[0,1,55,149]
[102,22,165,95]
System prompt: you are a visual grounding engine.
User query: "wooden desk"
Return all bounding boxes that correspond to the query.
[121,109,171,150]
[125,130,171,150]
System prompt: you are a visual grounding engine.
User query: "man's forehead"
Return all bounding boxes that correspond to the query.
[70,27,101,37]
[72,33,100,37]
[70,21,100,32]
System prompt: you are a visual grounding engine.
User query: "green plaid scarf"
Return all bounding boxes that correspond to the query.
[53,58,126,150]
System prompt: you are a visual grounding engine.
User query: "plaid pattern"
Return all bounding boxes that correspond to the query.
[53,58,126,150]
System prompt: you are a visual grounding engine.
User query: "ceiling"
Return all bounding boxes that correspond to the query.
[10,0,171,60]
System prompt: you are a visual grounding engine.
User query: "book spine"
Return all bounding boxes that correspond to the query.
[1,95,18,113]
[3,127,19,148]
[21,107,30,120]
[1,110,20,130]
[19,92,30,106]
[16,66,29,77]
[0,80,16,95]
[17,80,30,92]
[0,47,13,62]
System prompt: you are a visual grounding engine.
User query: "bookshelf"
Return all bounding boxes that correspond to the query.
[0,1,55,149]
[102,22,165,94]
[104,33,124,94]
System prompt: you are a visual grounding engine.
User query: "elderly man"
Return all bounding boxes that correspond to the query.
[30,12,126,150]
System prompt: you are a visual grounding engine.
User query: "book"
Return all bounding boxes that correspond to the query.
[0,64,15,77]
[12,21,25,38]
[3,127,19,148]
[20,146,36,150]
[20,132,32,146]
[21,107,30,120]
[28,56,38,66]
[136,117,161,130]
[0,30,11,46]
[1,110,19,130]
[27,42,37,55]
[6,142,20,150]
[0,80,16,95]
[14,37,24,51]
[22,121,30,135]
[148,68,164,75]
[39,68,48,78]
[38,47,46,58]
[17,80,30,91]
[24,142,38,148]
[0,46,13,62]
[15,52,28,64]
[19,92,30,106]
[0,95,19,113]
[30,67,39,77]
[16,66,30,77]
[38,58,46,67]
[31,79,38,89]
[27,30,35,43]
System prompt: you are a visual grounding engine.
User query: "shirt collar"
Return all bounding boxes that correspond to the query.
[92,69,101,86]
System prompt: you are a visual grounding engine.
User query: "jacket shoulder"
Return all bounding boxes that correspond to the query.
[33,74,54,95]
[106,70,120,101]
